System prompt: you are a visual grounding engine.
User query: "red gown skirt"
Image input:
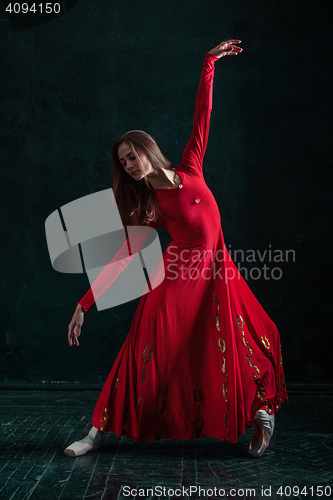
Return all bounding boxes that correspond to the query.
[90,167,288,443]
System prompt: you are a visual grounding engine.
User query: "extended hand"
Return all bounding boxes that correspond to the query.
[68,305,85,347]
[208,39,243,59]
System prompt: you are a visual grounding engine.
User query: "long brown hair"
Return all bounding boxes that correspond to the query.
[111,130,173,226]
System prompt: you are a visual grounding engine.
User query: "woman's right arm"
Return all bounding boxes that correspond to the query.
[77,225,157,311]
[67,224,158,346]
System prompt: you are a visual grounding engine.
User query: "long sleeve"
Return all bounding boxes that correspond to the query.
[179,52,219,176]
[77,224,158,312]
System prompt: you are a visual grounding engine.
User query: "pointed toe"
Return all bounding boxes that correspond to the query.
[248,410,275,458]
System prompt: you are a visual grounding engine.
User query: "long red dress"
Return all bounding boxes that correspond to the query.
[78,52,288,443]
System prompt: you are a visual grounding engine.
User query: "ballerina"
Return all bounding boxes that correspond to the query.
[65,39,287,458]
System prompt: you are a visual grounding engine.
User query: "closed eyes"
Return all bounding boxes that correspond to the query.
[120,156,136,167]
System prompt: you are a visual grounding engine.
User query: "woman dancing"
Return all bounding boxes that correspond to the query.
[65,39,288,459]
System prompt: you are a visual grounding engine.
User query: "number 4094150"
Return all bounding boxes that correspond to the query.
[277,485,332,497]
[6,3,61,14]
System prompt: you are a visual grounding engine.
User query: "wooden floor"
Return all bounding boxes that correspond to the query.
[0,391,332,499]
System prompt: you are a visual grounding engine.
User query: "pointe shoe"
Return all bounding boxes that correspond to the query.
[248,409,275,458]
[64,426,103,457]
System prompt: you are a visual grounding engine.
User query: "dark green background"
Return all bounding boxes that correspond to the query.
[0,0,332,387]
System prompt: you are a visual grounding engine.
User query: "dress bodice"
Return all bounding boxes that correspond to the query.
[153,168,221,249]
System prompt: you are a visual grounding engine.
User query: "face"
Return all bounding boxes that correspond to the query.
[118,141,154,181]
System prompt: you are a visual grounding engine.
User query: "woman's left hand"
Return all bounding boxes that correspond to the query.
[208,39,243,59]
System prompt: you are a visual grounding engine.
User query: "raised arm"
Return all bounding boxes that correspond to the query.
[179,39,242,176]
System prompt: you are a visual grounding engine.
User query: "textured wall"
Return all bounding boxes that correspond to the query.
[0,0,332,386]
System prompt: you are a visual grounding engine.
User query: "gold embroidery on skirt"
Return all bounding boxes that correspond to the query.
[240,316,268,405]
[143,343,154,363]
[221,356,226,374]
[236,314,244,328]
[215,313,220,332]
[100,404,108,431]
[257,383,266,401]
[253,364,260,379]
[268,351,281,403]
[266,399,273,414]
[279,343,288,401]
[237,314,254,358]
[242,330,253,356]
[261,335,270,349]
[279,342,284,369]
[247,354,253,368]
[257,391,265,401]
[281,374,286,390]
[222,383,228,403]
[139,368,146,386]
[213,292,220,310]
[259,384,266,397]
[218,338,226,353]
[113,377,119,390]
[224,412,230,438]
[217,311,229,423]
[159,384,168,397]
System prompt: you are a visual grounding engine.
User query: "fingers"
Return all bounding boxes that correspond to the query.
[68,321,81,347]
[224,42,242,51]
[73,327,80,347]
[68,321,74,346]
[214,40,243,58]
[225,39,242,44]
[71,325,80,347]
[228,46,243,52]
[209,39,243,59]
[223,44,243,57]
[219,40,242,49]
